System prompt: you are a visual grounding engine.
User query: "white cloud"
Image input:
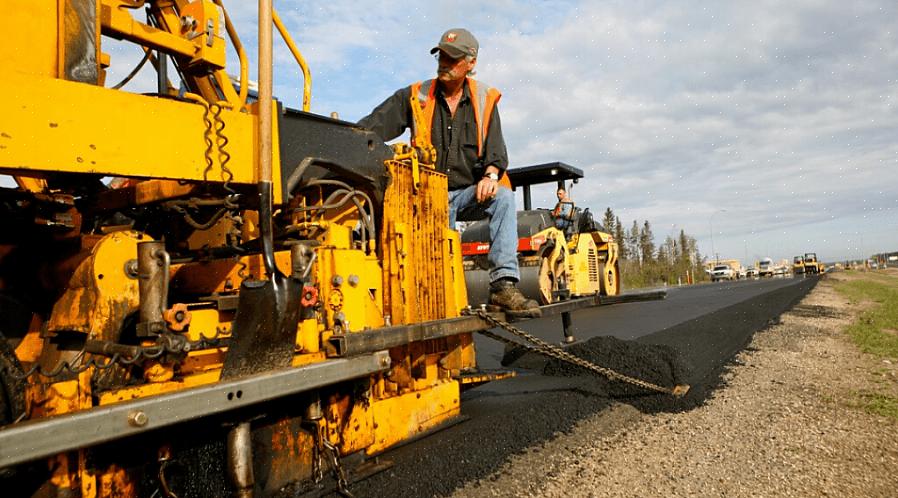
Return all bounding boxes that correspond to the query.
[95,1,898,262]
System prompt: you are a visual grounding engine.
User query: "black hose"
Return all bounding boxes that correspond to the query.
[284,157,349,195]
[111,50,150,90]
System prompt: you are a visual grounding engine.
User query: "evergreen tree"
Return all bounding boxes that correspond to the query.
[627,220,641,264]
[639,220,656,265]
[678,229,689,262]
[601,207,616,234]
[657,236,675,265]
[614,215,627,260]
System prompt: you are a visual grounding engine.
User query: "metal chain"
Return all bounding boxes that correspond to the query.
[311,435,324,484]
[309,424,354,497]
[7,329,227,381]
[320,438,354,497]
[469,309,689,397]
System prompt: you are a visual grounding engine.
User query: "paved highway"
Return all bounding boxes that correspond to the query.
[353,276,819,498]
[476,276,812,370]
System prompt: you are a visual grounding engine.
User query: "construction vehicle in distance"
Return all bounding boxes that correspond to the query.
[803,253,825,275]
[793,256,805,275]
[460,162,620,306]
[0,3,683,497]
[758,257,775,277]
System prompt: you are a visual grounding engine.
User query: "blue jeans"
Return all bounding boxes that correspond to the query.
[448,185,519,284]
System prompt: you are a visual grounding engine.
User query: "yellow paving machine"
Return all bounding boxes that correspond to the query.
[803,253,825,275]
[0,1,489,495]
[0,3,679,496]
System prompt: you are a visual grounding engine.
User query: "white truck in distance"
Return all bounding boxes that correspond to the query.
[758,257,774,277]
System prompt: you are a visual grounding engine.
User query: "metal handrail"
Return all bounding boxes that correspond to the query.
[272,8,312,112]
[213,0,249,110]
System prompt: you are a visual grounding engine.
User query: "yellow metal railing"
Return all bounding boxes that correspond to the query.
[212,0,249,110]
[272,8,312,112]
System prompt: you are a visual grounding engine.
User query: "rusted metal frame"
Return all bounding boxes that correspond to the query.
[326,316,490,357]
[0,351,390,469]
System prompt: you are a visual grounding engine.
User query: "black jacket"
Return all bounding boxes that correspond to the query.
[358,82,508,190]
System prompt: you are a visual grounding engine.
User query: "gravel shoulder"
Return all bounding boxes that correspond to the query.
[451,273,898,497]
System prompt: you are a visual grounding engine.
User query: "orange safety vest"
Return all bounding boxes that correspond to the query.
[409,78,511,188]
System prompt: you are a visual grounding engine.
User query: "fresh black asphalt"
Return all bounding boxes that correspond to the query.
[352,276,819,497]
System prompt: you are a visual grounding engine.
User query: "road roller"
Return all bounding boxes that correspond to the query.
[461,162,621,306]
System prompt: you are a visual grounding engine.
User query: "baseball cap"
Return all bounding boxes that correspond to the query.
[430,28,478,59]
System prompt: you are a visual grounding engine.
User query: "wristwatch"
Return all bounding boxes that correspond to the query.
[484,172,499,181]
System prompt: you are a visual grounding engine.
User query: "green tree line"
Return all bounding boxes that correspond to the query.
[600,207,708,289]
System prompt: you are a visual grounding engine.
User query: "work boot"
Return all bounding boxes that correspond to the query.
[489,279,542,318]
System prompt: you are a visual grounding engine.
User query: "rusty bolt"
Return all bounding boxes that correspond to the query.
[128,411,148,427]
[124,259,139,279]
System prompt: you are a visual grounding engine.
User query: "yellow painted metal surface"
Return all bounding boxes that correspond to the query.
[314,248,384,332]
[566,233,598,295]
[522,226,621,299]
[46,231,142,340]
[381,159,451,324]
[101,0,198,61]
[0,1,59,77]
[170,250,294,295]
[133,180,199,204]
[13,316,45,365]
[444,229,468,316]
[96,369,222,406]
[457,369,516,385]
[368,379,460,454]
[594,234,621,296]
[94,465,133,497]
[0,72,259,185]
[28,371,94,494]
[326,390,376,455]
[14,176,50,193]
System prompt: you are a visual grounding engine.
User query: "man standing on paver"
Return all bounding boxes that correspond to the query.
[359,29,540,318]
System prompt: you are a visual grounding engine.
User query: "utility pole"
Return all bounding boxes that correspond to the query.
[709,209,726,264]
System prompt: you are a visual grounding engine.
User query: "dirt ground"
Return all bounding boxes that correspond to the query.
[451,272,898,497]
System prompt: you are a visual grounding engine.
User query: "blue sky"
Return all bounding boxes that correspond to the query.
[104,1,898,264]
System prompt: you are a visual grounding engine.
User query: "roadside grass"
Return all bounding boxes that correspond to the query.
[847,391,898,420]
[833,273,898,359]
[833,271,898,420]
